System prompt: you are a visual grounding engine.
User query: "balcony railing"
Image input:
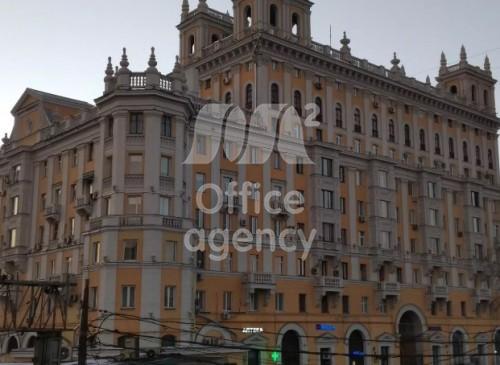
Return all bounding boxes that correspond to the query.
[475,288,492,303]
[315,276,343,295]
[245,273,276,292]
[162,216,182,229]
[44,205,61,222]
[75,196,93,217]
[431,285,449,300]
[160,176,174,192]
[378,282,401,299]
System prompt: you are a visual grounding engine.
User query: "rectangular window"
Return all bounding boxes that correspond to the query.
[297,258,306,277]
[472,217,481,233]
[429,209,439,226]
[274,256,284,275]
[380,231,391,249]
[124,240,138,261]
[342,295,349,314]
[428,182,437,199]
[161,115,172,137]
[471,191,480,207]
[164,241,176,262]
[322,223,334,242]
[358,231,365,247]
[90,287,98,310]
[92,242,101,264]
[381,346,390,365]
[195,173,205,191]
[379,200,389,218]
[299,294,306,313]
[13,165,21,183]
[160,196,171,216]
[11,196,19,216]
[128,154,143,175]
[360,264,367,281]
[321,158,333,177]
[339,166,345,183]
[296,157,304,174]
[196,135,207,155]
[378,170,388,188]
[160,156,171,177]
[250,216,258,235]
[69,217,75,236]
[223,291,232,312]
[126,195,143,214]
[322,190,334,209]
[342,262,349,280]
[340,197,346,214]
[8,228,16,248]
[461,301,466,316]
[361,296,368,314]
[275,293,284,312]
[195,290,205,312]
[121,286,135,308]
[164,286,176,309]
[129,112,144,135]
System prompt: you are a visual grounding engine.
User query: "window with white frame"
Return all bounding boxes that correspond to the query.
[472,217,480,233]
[429,209,439,226]
[322,190,334,209]
[121,286,135,308]
[164,286,176,309]
[379,200,389,218]
[223,291,232,312]
[378,171,388,188]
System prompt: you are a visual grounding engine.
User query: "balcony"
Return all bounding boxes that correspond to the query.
[244,273,276,293]
[431,285,449,301]
[44,205,61,222]
[269,198,289,218]
[162,216,182,229]
[315,276,343,296]
[475,288,492,303]
[75,196,93,217]
[160,176,174,192]
[378,281,400,300]
[125,174,144,188]
[0,245,28,272]
[222,196,241,214]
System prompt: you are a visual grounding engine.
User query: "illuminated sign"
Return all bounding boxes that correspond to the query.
[242,327,264,334]
[316,324,336,331]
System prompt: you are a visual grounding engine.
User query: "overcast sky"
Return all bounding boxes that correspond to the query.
[0,0,499,138]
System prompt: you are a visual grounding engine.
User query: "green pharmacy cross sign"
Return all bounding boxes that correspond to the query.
[270,351,281,363]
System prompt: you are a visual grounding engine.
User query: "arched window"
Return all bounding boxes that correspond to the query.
[244,6,252,28]
[435,133,441,155]
[315,97,323,122]
[471,85,477,102]
[188,35,195,55]
[450,85,458,95]
[291,13,299,36]
[161,335,176,347]
[404,124,411,147]
[271,83,280,104]
[452,331,465,364]
[449,137,455,159]
[293,90,302,116]
[26,336,36,348]
[224,91,232,104]
[336,104,344,129]
[484,90,489,106]
[371,114,379,137]
[270,4,278,27]
[211,34,219,44]
[348,330,365,365]
[488,149,494,169]
[419,129,426,151]
[476,145,482,166]
[352,108,362,132]
[245,84,253,110]
[388,119,395,142]
[463,141,469,162]
[6,337,18,353]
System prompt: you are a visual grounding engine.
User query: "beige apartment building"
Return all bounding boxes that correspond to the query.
[1,0,500,364]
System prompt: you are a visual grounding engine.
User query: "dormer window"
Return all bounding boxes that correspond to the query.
[291,13,299,36]
[484,90,489,106]
[450,85,458,95]
[270,5,278,27]
[471,85,477,102]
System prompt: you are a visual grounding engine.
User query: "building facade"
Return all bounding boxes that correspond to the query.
[1,0,500,364]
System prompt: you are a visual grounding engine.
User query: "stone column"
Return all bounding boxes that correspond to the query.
[110,111,128,215]
[143,110,162,215]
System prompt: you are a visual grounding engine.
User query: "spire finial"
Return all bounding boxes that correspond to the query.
[426,75,431,85]
[147,47,158,72]
[340,31,350,47]
[182,0,190,19]
[484,54,491,73]
[440,51,447,66]
[460,45,467,63]
[391,52,400,67]
[105,57,114,77]
[118,47,130,74]
[339,31,351,61]
[439,51,448,75]
[401,65,406,76]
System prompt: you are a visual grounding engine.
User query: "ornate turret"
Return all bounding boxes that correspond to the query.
[116,48,131,89]
[146,47,158,73]
[117,47,131,75]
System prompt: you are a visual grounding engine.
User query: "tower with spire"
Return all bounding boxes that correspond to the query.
[436,45,496,114]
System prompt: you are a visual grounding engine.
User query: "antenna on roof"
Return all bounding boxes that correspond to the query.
[329,25,332,48]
